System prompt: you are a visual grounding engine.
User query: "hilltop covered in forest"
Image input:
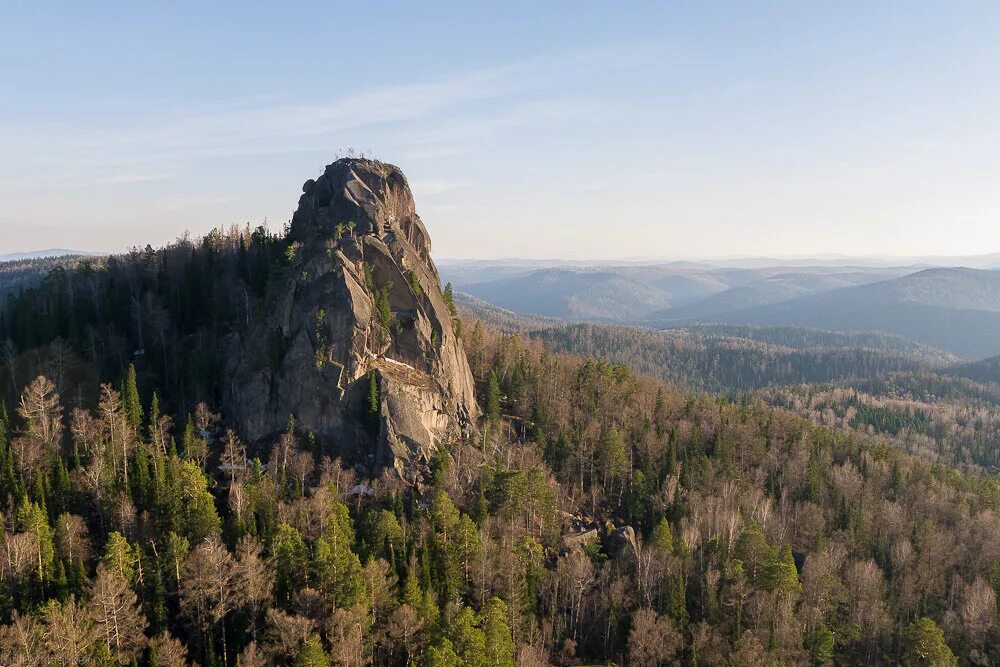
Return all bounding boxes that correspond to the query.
[0,161,997,666]
[443,259,1000,360]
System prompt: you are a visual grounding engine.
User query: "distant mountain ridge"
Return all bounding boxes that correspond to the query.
[440,250,1000,270]
[444,262,914,323]
[445,260,1000,360]
[651,270,913,323]
[0,248,96,261]
[706,268,1000,359]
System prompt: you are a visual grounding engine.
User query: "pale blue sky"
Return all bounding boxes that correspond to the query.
[2,2,999,259]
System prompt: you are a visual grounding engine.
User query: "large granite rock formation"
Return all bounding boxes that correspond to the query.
[222,158,478,479]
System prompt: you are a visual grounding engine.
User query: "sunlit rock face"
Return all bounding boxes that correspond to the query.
[222,158,478,479]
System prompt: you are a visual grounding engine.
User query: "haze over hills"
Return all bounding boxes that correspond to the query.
[701,267,1000,359]
[650,270,917,322]
[0,249,95,261]
[443,261,916,321]
[947,355,1000,385]
[439,251,1000,271]
[443,259,1000,360]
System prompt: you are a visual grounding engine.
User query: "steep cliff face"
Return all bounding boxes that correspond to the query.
[222,158,478,479]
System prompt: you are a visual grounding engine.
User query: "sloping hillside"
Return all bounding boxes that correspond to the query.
[653,269,915,322]
[708,268,1000,359]
[948,355,1000,385]
[526,321,944,393]
[447,263,911,324]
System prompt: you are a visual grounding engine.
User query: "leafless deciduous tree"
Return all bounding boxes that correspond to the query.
[180,535,239,665]
[846,559,889,654]
[13,376,63,479]
[235,536,275,636]
[327,605,367,667]
[54,513,92,567]
[516,643,553,667]
[960,577,997,649]
[627,608,681,667]
[387,604,423,662]
[188,402,219,470]
[41,595,96,666]
[0,611,42,667]
[220,429,247,483]
[88,564,147,664]
[149,631,190,667]
[264,608,314,661]
[98,384,133,490]
[731,630,769,667]
[1,532,39,583]
[238,640,268,667]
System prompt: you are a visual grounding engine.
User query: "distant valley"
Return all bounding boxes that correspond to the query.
[443,259,1000,359]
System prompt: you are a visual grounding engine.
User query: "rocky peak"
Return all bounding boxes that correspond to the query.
[222,158,478,480]
[290,158,431,260]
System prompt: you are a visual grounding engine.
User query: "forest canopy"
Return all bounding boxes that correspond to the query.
[0,235,996,665]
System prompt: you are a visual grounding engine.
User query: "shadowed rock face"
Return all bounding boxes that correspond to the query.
[222,158,478,479]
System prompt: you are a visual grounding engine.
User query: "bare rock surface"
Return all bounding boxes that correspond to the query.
[222,158,478,478]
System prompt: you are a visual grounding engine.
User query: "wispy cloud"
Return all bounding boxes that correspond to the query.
[89,172,176,185]
[0,43,652,184]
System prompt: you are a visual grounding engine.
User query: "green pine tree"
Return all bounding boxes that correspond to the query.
[448,605,486,667]
[101,531,139,584]
[312,503,365,608]
[486,371,501,425]
[904,617,957,666]
[293,636,330,667]
[148,391,161,442]
[808,625,835,665]
[481,597,516,667]
[366,371,380,437]
[423,638,462,667]
[122,363,142,432]
[274,523,309,607]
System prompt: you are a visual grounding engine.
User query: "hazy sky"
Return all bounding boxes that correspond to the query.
[2,2,1000,259]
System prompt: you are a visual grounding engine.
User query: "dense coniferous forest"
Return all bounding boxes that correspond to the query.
[947,357,1000,387]
[0,227,291,418]
[0,255,94,301]
[527,323,950,394]
[0,237,999,666]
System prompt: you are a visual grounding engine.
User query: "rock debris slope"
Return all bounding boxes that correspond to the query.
[222,158,478,479]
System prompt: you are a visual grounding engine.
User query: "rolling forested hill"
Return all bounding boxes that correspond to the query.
[709,268,1000,359]
[3,264,1000,664]
[528,322,949,394]
[948,356,1000,385]
[455,288,960,393]
[0,224,996,664]
[446,262,1000,360]
[648,271,914,323]
[0,255,94,300]
[760,371,1000,474]
[442,261,913,324]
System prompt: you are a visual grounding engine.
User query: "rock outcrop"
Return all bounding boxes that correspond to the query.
[222,158,478,480]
